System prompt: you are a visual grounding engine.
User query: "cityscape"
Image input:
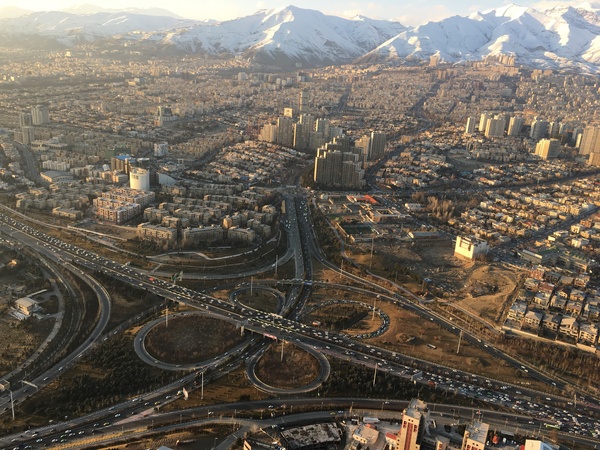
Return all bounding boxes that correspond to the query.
[2,2,600,450]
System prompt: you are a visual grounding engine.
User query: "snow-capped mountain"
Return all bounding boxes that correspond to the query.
[359,3,600,72]
[0,5,405,65]
[3,3,600,71]
[0,10,193,48]
[142,6,407,66]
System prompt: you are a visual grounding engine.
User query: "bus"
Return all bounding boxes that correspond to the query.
[426,344,437,349]
[544,423,561,430]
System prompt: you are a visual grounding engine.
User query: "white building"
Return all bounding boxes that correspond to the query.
[454,236,489,260]
[130,167,150,191]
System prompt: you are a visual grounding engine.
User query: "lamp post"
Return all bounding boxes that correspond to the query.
[9,389,14,420]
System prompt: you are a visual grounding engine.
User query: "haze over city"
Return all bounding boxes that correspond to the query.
[0,0,596,25]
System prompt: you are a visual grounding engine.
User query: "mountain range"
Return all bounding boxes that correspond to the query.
[2,3,600,72]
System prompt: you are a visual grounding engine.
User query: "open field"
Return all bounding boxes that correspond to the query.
[302,301,381,335]
[254,342,320,388]
[237,290,280,313]
[145,315,245,364]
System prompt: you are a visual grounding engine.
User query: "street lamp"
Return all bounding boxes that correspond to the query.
[8,389,14,420]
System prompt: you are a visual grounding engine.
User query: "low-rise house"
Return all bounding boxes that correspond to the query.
[524,310,544,329]
[542,313,562,332]
[579,323,599,345]
[560,316,580,338]
[507,302,527,322]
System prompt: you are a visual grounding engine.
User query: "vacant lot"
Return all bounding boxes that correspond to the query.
[368,299,548,391]
[0,316,54,373]
[254,343,320,388]
[145,315,245,364]
[237,289,280,313]
[303,302,381,335]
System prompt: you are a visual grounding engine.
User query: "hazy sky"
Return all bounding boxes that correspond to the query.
[1,1,593,26]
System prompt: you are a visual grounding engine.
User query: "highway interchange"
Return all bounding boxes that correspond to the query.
[0,192,599,448]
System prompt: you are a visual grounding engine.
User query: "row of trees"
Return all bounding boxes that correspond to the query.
[18,336,180,420]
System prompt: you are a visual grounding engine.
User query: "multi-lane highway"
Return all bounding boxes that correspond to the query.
[1,195,600,447]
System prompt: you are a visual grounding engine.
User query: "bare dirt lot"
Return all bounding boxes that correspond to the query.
[145,315,245,364]
[349,238,524,325]
[366,299,548,391]
[254,342,320,388]
[237,289,280,313]
[454,264,523,322]
[302,301,382,335]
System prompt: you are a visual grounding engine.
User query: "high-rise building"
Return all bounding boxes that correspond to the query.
[548,120,561,138]
[588,152,600,167]
[299,113,315,146]
[396,399,429,450]
[460,421,488,450]
[478,112,492,133]
[530,117,549,140]
[15,126,35,144]
[507,116,524,137]
[579,125,600,155]
[535,139,560,159]
[313,147,364,189]
[31,105,49,125]
[276,117,294,148]
[370,132,386,160]
[465,117,476,135]
[485,116,506,138]
[298,90,308,113]
[315,118,331,141]
[355,135,371,164]
[259,123,278,143]
[293,123,307,150]
[19,112,32,127]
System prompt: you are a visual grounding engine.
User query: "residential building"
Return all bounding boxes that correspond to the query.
[535,139,560,159]
[465,117,476,135]
[369,131,386,160]
[461,421,488,450]
[397,399,429,450]
[507,116,524,136]
[484,115,506,138]
[530,117,549,140]
[579,125,600,155]
[314,148,365,189]
[31,104,49,125]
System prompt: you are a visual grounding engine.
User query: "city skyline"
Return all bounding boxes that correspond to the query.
[0,0,595,26]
